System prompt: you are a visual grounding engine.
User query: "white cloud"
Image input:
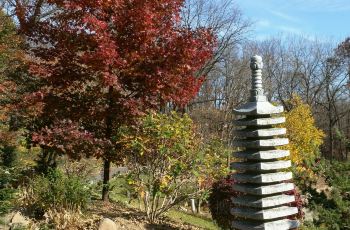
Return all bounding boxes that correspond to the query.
[256,19,271,27]
[278,0,350,12]
[269,10,299,22]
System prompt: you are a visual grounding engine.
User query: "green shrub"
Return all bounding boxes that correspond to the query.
[18,169,91,217]
[0,167,17,215]
[305,159,350,230]
[119,112,201,223]
[0,145,17,168]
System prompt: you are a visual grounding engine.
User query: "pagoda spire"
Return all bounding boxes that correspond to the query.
[249,55,265,102]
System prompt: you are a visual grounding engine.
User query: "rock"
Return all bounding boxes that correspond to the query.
[0,213,12,230]
[10,212,29,228]
[3,212,15,224]
[304,208,316,222]
[99,218,118,230]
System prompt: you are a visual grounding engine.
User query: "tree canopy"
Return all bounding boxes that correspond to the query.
[9,0,215,200]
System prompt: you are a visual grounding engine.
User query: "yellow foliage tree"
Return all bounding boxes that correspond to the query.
[280,95,325,175]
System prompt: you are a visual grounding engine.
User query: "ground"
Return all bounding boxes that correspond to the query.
[88,200,217,230]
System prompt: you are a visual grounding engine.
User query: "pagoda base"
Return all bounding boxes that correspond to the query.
[232,219,299,230]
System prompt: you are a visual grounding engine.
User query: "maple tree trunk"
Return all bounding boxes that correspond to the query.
[102,159,111,202]
[102,86,113,202]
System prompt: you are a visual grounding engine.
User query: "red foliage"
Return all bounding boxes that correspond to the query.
[285,189,305,220]
[208,176,239,229]
[13,0,215,161]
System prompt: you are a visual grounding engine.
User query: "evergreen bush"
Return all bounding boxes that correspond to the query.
[18,169,91,217]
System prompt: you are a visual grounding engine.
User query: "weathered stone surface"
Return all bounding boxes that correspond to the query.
[233,149,290,160]
[231,55,299,228]
[231,160,291,171]
[235,128,286,137]
[234,117,285,126]
[232,219,299,230]
[10,212,29,228]
[231,206,298,220]
[232,194,295,208]
[232,172,293,183]
[234,138,289,148]
[99,218,118,230]
[234,101,284,115]
[0,212,15,230]
[232,182,294,195]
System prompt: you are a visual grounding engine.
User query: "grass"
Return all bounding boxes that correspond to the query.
[166,210,219,230]
[0,217,5,225]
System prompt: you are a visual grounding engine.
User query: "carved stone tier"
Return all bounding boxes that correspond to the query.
[230,55,299,230]
[231,206,298,220]
[232,172,293,183]
[232,219,299,230]
[233,138,289,148]
[234,117,286,126]
[233,150,290,160]
[231,160,291,171]
[234,101,284,115]
[235,128,286,137]
[232,194,295,208]
[232,183,295,195]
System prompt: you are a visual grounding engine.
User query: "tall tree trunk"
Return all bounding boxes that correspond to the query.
[329,116,334,161]
[102,159,111,201]
[102,86,113,202]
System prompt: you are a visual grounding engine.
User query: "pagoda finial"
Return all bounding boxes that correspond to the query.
[250,55,265,102]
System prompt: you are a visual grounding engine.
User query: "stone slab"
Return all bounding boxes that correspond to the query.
[231,160,291,171]
[234,101,284,115]
[232,182,294,195]
[231,194,295,208]
[233,150,290,160]
[232,219,299,230]
[231,206,298,220]
[234,138,289,148]
[232,172,293,183]
[235,128,286,137]
[234,117,285,126]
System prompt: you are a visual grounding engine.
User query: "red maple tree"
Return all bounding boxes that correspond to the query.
[13,0,215,200]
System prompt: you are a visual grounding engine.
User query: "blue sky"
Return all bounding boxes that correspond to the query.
[235,0,350,42]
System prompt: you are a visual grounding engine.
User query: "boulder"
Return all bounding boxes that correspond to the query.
[98,218,118,230]
[0,212,13,230]
[11,212,29,226]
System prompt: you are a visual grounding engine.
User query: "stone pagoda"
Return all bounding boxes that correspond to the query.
[230,55,299,230]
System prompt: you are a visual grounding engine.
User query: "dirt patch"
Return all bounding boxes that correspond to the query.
[88,200,201,230]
